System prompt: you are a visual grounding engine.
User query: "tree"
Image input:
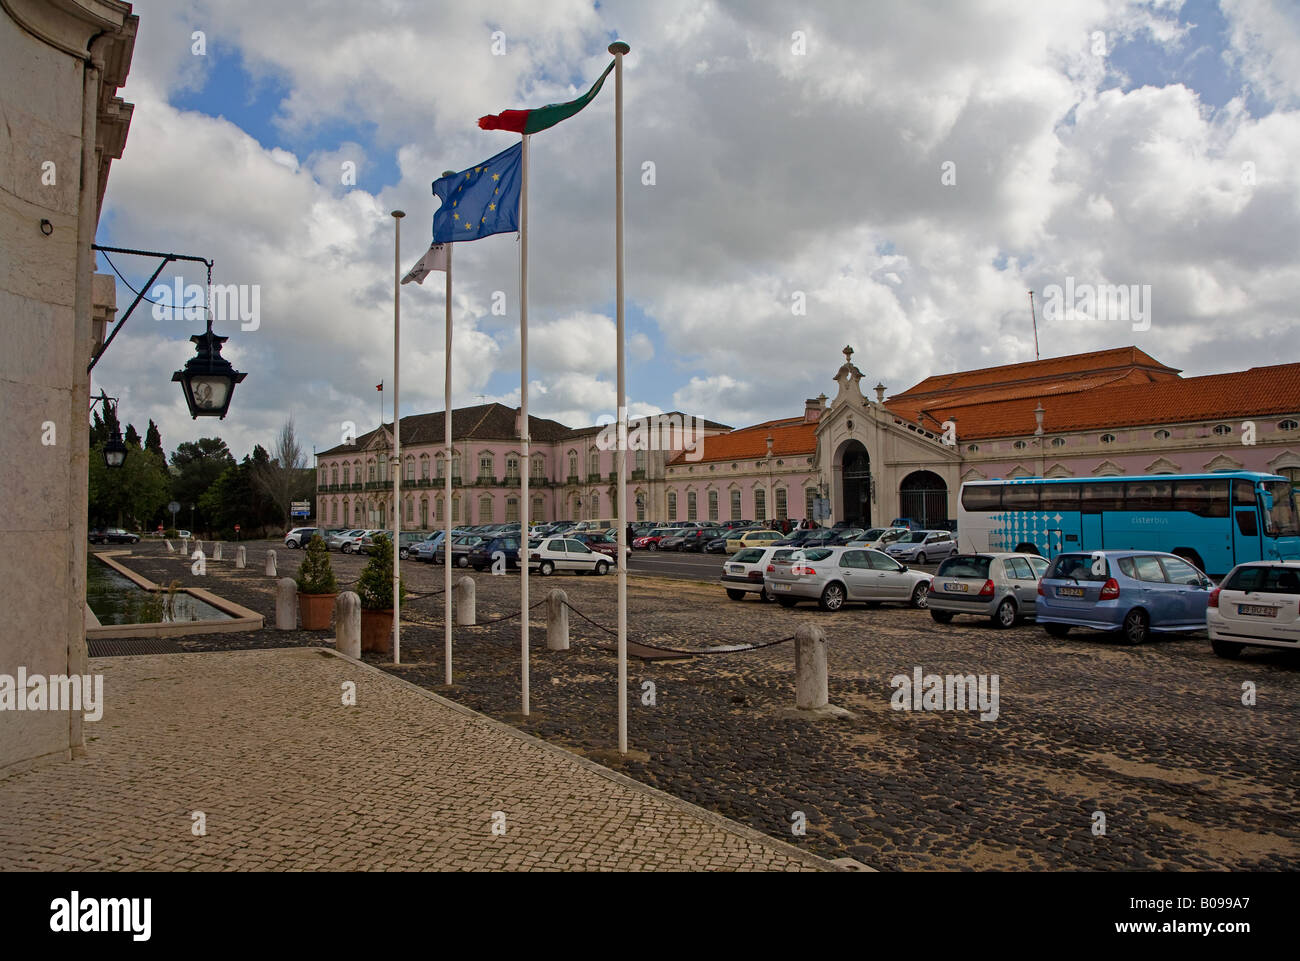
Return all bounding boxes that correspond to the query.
[252,418,311,531]
[169,437,235,534]
[88,441,171,530]
[145,420,164,457]
[124,423,141,448]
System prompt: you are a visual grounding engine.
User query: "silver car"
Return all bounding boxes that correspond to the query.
[327,528,367,551]
[765,546,932,611]
[885,529,958,565]
[928,553,1050,628]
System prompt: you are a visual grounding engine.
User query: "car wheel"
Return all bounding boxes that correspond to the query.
[456,555,469,568]
[819,582,846,612]
[1211,639,1244,659]
[1044,623,1071,638]
[930,609,954,624]
[991,598,1017,628]
[595,561,609,576]
[399,549,409,559]
[760,588,774,603]
[916,551,927,565]
[726,589,746,601]
[539,560,555,576]
[777,597,797,608]
[472,565,483,572]
[910,582,930,609]
[342,544,352,554]
[1122,609,1149,645]
[647,543,657,551]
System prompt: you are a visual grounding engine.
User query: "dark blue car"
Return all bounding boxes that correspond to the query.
[468,536,521,572]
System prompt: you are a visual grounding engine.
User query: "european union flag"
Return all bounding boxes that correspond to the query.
[432,143,522,243]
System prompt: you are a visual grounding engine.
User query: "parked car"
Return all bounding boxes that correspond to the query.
[928,553,1050,628]
[774,528,835,548]
[435,534,484,567]
[409,531,446,562]
[633,527,677,550]
[703,534,731,554]
[890,517,924,530]
[1206,560,1300,658]
[884,529,958,565]
[845,527,911,550]
[397,531,426,559]
[528,537,611,576]
[720,546,802,602]
[338,529,378,554]
[660,527,721,552]
[1035,550,1213,645]
[827,527,867,546]
[359,530,392,552]
[765,546,932,611]
[725,529,783,553]
[569,531,627,563]
[89,527,139,544]
[468,536,522,571]
[284,527,320,549]
[327,528,366,551]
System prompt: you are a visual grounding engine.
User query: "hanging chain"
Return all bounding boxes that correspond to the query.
[204,260,214,331]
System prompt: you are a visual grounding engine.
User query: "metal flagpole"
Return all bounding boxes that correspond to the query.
[519,134,531,717]
[443,173,456,686]
[610,40,630,755]
[391,210,404,664]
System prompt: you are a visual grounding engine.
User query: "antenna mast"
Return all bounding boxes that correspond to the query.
[1028,290,1040,361]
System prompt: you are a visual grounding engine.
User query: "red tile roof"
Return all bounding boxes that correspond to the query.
[668,417,816,465]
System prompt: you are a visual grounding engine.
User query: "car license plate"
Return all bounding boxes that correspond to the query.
[729,565,743,573]
[774,583,791,592]
[943,582,968,592]
[1239,604,1277,617]
[1057,586,1085,598]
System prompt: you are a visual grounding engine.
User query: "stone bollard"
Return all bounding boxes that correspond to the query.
[193,539,202,554]
[235,546,246,569]
[181,538,189,555]
[454,576,476,626]
[794,624,829,710]
[334,591,361,658]
[213,542,223,562]
[546,589,569,651]
[265,549,277,577]
[276,577,297,630]
[165,539,175,553]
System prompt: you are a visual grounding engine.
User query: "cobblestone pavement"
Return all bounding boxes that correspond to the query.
[0,645,825,871]
[83,540,1300,870]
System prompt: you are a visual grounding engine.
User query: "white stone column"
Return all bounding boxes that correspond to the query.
[235,546,246,569]
[265,550,277,577]
[335,592,361,658]
[276,578,297,630]
[546,589,569,651]
[212,542,223,562]
[794,624,828,710]
[454,576,476,626]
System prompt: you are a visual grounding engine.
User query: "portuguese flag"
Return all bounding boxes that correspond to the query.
[478,60,615,134]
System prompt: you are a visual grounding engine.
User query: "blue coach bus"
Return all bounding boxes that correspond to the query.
[956,471,1300,577]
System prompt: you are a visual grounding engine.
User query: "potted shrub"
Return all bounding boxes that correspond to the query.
[356,534,406,654]
[294,534,338,630]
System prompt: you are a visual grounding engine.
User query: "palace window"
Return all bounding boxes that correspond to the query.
[331,466,338,486]
[805,487,816,519]
[368,461,376,482]
[708,490,719,522]
[1280,419,1299,432]
[1013,440,1027,450]
[687,491,697,521]
[1100,434,1116,444]
[506,497,519,523]
[667,492,677,520]
[731,489,742,520]
[755,488,767,521]
[479,454,494,481]
[532,455,545,479]
[1051,437,1066,447]
[506,455,520,480]
[420,456,430,479]
[405,458,415,481]
[775,487,788,520]
[1154,429,1171,441]
[589,449,600,476]
[568,451,578,478]
[343,464,350,485]
[635,449,646,473]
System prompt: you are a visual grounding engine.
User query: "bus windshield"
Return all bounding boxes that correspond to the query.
[1263,481,1299,536]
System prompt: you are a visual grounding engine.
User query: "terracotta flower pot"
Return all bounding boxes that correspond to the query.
[298,592,338,631]
[360,609,394,655]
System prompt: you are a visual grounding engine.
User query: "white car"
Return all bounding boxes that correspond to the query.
[1207,560,1300,658]
[284,527,320,549]
[845,526,911,550]
[719,545,804,602]
[339,529,380,554]
[527,536,612,576]
[765,546,933,611]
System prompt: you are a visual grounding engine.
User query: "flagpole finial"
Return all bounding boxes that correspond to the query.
[391,210,406,219]
[608,40,630,55]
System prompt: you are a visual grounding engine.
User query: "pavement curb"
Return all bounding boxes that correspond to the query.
[314,645,843,872]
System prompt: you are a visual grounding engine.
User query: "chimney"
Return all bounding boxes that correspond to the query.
[804,397,824,423]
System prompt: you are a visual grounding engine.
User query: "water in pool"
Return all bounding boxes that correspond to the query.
[86,557,230,625]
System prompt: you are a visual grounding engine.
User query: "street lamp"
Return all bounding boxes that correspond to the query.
[765,434,775,525]
[172,321,247,419]
[90,391,126,469]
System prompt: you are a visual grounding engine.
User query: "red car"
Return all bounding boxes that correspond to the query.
[570,531,618,559]
[632,527,676,550]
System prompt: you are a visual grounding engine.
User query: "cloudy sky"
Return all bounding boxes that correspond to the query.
[92,0,1300,463]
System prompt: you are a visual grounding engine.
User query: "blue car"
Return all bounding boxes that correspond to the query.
[1035,550,1214,645]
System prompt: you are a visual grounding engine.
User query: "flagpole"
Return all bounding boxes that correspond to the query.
[391,210,404,665]
[519,133,531,717]
[442,172,456,686]
[610,40,630,755]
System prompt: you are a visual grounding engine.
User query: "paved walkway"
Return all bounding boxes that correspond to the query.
[0,648,826,871]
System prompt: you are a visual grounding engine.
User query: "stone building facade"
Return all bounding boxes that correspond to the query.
[2,0,137,771]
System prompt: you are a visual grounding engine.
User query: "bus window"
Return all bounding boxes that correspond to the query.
[1080,482,1124,513]
[1172,479,1229,518]
[961,485,1001,512]
[1263,480,1299,536]
[1040,483,1080,511]
[1233,480,1256,506]
[1125,479,1173,510]
[1236,510,1259,537]
[1002,483,1040,509]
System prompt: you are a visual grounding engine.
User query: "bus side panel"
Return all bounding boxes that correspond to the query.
[1103,513,1169,553]
[1081,513,1102,552]
[1052,513,1084,560]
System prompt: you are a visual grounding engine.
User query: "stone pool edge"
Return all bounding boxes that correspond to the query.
[88,551,264,639]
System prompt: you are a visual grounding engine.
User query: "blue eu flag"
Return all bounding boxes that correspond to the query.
[432,142,522,243]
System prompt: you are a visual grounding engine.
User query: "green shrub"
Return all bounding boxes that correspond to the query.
[356,534,406,610]
[295,534,338,594]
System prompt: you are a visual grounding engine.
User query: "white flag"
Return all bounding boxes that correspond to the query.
[401,243,449,285]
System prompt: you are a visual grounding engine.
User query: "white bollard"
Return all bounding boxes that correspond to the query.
[794,624,829,710]
[454,576,476,626]
[236,546,246,569]
[193,539,202,554]
[165,539,175,553]
[276,577,297,631]
[546,589,569,651]
[213,542,223,562]
[335,592,361,659]
[181,538,189,555]
[265,550,277,577]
